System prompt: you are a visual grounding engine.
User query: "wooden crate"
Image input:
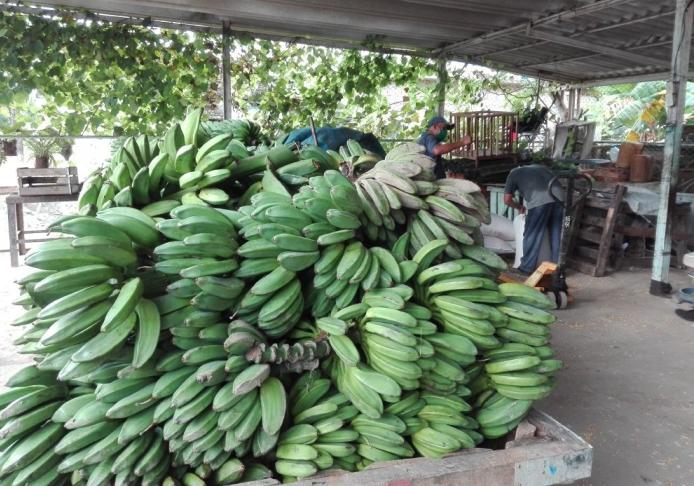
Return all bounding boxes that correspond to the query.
[568,185,627,277]
[17,167,79,196]
[449,111,518,167]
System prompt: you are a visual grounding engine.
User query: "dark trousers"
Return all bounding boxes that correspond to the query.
[519,202,563,273]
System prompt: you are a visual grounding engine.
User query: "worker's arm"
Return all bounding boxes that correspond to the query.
[503,193,525,213]
[431,134,472,157]
[503,169,525,213]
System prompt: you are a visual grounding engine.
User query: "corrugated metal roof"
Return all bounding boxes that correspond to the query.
[10,0,689,85]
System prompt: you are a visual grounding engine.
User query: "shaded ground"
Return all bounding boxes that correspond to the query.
[0,252,692,485]
[538,268,694,486]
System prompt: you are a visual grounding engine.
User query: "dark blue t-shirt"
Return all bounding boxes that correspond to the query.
[417,132,445,178]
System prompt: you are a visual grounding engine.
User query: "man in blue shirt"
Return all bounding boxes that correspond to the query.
[417,116,471,178]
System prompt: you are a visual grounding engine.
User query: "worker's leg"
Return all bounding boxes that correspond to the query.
[519,204,551,273]
[548,202,564,263]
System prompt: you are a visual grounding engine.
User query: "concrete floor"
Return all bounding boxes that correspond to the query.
[0,255,692,485]
[538,268,694,486]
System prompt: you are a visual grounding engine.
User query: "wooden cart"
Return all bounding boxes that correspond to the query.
[242,409,592,486]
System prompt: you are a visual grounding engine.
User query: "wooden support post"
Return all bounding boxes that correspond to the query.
[222,21,232,120]
[7,200,19,267]
[436,57,447,117]
[650,0,693,296]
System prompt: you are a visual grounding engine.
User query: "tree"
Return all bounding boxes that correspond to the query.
[589,81,694,141]
[226,37,440,139]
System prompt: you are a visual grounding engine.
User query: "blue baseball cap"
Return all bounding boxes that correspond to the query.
[427,116,454,129]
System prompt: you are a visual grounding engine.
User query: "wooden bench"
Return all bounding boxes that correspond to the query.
[6,193,79,267]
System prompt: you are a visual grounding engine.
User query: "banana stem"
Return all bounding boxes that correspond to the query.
[230,145,299,179]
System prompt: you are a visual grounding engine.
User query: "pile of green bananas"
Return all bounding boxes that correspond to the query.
[332,139,381,176]
[2,108,562,485]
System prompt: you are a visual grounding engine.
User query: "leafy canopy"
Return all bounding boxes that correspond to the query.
[1,10,498,140]
[0,11,219,136]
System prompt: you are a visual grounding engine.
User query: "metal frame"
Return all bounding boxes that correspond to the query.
[433,0,633,55]
[524,30,671,69]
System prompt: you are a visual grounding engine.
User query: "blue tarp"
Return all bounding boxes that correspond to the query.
[284,126,386,158]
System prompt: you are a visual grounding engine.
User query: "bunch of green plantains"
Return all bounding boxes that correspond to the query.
[2,108,560,485]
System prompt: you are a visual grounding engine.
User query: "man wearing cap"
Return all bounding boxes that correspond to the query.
[417,116,472,179]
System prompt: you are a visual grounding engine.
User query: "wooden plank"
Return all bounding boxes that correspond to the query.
[18,185,80,196]
[579,214,606,228]
[7,193,80,204]
[19,176,79,186]
[7,200,19,267]
[576,228,602,244]
[594,185,627,277]
[583,197,612,210]
[568,257,597,276]
[524,262,557,288]
[575,245,599,261]
[16,202,25,255]
[16,167,77,177]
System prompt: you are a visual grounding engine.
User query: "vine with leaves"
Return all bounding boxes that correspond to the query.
[0,10,219,136]
[227,37,442,138]
[1,9,501,140]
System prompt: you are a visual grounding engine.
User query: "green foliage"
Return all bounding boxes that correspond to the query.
[446,66,502,112]
[588,81,694,141]
[1,9,503,142]
[228,38,441,138]
[0,11,220,136]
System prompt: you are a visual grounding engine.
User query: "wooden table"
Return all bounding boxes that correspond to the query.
[6,193,79,267]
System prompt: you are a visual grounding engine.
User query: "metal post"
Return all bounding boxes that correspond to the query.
[222,21,232,120]
[436,57,447,117]
[650,0,693,296]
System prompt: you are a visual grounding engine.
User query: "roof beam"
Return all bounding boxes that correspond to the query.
[515,38,672,70]
[434,0,632,55]
[525,30,671,68]
[570,70,694,87]
[478,7,675,58]
[578,8,674,34]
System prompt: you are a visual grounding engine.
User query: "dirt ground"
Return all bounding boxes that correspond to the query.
[0,252,692,485]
